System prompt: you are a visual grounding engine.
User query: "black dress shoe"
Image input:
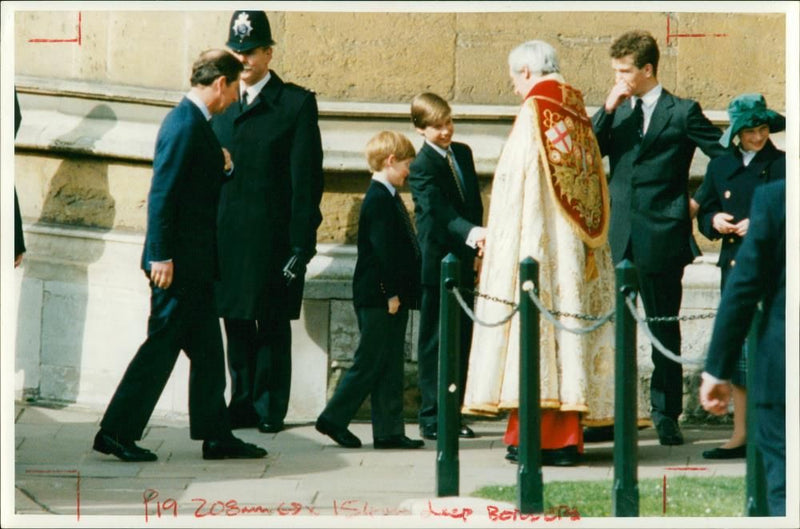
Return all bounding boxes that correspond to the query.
[702,445,746,459]
[505,445,518,463]
[315,417,362,448]
[202,437,267,460]
[93,430,157,462]
[419,424,437,440]
[541,445,579,466]
[459,424,476,438]
[373,435,424,449]
[654,416,684,446]
[257,421,284,434]
[583,425,614,443]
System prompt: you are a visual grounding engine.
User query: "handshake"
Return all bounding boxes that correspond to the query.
[282,248,313,286]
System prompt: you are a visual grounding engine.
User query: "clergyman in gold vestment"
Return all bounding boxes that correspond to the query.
[463,40,647,466]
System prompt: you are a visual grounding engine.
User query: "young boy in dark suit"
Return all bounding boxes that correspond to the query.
[315,131,424,450]
[409,93,485,440]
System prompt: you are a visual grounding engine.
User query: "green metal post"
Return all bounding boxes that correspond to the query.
[518,257,544,513]
[436,253,460,497]
[612,259,639,517]
[745,307,768,516]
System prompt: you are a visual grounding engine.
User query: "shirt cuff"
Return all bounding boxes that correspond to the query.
[466,226,487,249]
[150,259,173,265]
[701,371,729,385]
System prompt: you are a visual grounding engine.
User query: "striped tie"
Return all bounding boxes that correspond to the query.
[446,150,466,202]
[395,194,421,258]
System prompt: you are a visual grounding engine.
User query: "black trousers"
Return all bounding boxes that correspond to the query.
[417,283,473,428]
[757,403,785,516]
[224,311,292,425]
[634,265,685,419]
[319,307,408,438]
[100,283,230,441]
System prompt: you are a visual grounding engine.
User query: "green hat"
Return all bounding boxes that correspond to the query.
[720,93,785,148]
[226,11,275,52]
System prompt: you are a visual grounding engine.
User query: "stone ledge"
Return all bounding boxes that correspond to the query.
[14,75,758,179]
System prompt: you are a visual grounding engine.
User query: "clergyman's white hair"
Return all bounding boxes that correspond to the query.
[508,40,560,76]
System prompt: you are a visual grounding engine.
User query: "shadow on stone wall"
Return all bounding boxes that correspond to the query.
[16,104,117,404]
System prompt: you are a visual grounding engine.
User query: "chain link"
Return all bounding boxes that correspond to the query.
[624,295,704,366]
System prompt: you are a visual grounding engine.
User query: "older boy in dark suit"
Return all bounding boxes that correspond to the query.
[94,50,266,462]
[315,131,424,450]
[592,31,726,445]
[409,93,485,440]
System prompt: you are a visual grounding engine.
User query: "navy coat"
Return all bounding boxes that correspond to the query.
[704,180,785,406]
[592,90,726,272]
[212,72,323,320]
[141,97,228,289]
[352,181,421,310]
[694,140,785,277]
[408,141,483,286]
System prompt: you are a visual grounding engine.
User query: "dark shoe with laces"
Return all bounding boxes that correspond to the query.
[315,417,362,448]
[373,435,424,449]
[257,421,284,434]
[654,415,684,446]
[202,436,267,460]
[93,430,157,462]
[541,445,580,466]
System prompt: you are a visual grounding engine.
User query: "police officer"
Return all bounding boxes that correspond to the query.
[212,10,324,434]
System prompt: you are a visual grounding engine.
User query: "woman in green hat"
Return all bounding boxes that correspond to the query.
[692,93,785,459]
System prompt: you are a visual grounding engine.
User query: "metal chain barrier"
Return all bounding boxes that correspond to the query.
[450,286,520,327]
[624,295,704,366]
[449,281,716,366]
[521,280,615,335]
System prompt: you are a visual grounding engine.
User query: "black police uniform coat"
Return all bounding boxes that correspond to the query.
[695,140,785,283]
[211,72,324,320]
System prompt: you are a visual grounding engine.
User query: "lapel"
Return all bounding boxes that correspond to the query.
[422,142,463,203]
[638,90,674,156]
[182,98,223,169]
[738,141,779,182]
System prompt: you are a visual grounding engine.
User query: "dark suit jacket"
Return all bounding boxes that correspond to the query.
[408,141,483,286]
[352,181,421,310]
[14,89,26,257]
[704,180,785,406]
[592,89,726,272]
[141,97,228,288]
[212,72,324,320]
[695,140,785,272]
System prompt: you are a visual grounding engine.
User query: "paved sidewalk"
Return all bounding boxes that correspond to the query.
[11,402,745,526]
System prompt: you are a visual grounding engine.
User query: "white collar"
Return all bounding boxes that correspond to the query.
[371,172,396,195]
[633,84,662,109]
[241,71,271,102]
[739,147,758,167]
[186,90,212,121]
[425,140,451,158]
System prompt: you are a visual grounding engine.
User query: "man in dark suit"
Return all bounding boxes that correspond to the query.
[212,11,324,434]
[700,180,786,516]
[592,31,726,445]
[94,49,266,462]
[409,92,485,440]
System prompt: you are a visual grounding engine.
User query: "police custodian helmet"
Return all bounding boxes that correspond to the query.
[226,11,275,52]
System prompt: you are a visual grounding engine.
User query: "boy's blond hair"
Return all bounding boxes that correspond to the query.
[365,130,416,172]
[410,92,452,129]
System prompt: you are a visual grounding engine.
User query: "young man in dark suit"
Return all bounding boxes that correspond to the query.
[315,131,424,450]
[700,180,786,515]
[94,50,266,462]
[592,31,726,445]
[212,11,324,434]
[409,93,485,440]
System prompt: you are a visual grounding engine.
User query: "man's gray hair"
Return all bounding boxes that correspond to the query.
[508,40,560,76]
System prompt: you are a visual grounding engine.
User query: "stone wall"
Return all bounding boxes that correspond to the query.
[13,9,786,110]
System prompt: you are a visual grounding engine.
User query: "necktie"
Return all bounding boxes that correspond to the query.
[395,194,421,258]
[633,98,644,140]
[241,91,249,110]
[446,150,466,202]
